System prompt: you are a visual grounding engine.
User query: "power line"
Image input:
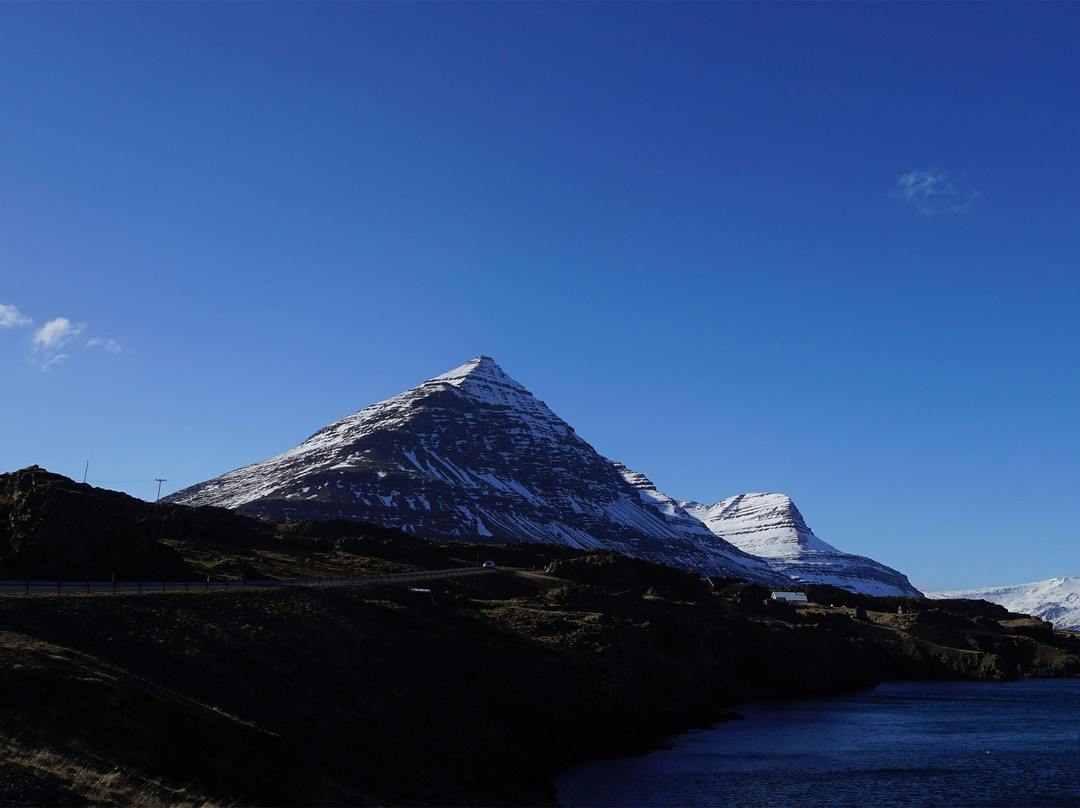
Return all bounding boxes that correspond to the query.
[87,479,158,484]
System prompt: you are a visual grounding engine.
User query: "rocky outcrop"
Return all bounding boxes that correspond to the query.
[0,467,200,580]
[0,466,284,581]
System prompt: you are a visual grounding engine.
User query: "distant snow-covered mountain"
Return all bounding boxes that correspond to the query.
[929,577,1080,631]
[680,493,921,597]
[166,356,917,595]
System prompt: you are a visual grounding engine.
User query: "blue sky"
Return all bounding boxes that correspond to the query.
[2,3,1078,592]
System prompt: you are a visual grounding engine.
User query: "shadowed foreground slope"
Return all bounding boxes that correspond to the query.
[3,560,1080,806]
[1,468,1079,806]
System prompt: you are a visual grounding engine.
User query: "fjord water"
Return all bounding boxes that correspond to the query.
[556,680,1080,807]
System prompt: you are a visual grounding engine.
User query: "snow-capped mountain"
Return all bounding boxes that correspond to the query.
[679,493,921,597]
[929,577,1080,631]
[166,357,787,583]
[167,356,916,594]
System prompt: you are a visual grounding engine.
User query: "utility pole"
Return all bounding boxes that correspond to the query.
[83,461,89,483]
[155,478,166,501]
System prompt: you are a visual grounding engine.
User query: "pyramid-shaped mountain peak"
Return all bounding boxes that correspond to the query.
[429,355,513,386]
[163,354,788,583]
[421,356,538,411]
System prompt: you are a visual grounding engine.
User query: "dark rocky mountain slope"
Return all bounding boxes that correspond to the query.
[165,357,787,584]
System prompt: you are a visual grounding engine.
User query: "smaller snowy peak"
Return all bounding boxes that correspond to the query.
[679,491,919,596]
[611,464,798,585]
[929,576,1080,631]
[680,493,839,557]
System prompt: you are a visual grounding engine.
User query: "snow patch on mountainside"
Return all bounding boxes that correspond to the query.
[929,577,1080,631]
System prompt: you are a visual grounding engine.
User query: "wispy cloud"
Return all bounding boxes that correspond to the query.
[87,337,122,354]
[4,304,121,370]
[890,170,980,216]
[33,317,86,351]
[0,303,31,329]
[32,317,86,371]
[38,353,70,372]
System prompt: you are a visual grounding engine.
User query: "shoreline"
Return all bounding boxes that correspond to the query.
[2,562,1079,806]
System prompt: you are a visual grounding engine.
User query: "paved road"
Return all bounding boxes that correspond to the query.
[0,566,497,596]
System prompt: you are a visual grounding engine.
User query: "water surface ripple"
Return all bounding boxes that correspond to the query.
[556,680,1080,807]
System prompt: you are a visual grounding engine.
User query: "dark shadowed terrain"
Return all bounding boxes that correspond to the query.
[1,467,1078,806]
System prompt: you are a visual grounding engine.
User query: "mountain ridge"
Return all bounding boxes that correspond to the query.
[930,577,1080,631]
[166,357,916,595]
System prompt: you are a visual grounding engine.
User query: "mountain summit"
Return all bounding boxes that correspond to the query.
[427,356,538,409]
[166,357,783,582]
[167,357,917,593]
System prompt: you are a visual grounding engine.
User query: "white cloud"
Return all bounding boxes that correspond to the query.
[33,317,86,351]
[7,308,120,370]
[87,337,122,354]
[890,170,980,215]
[39,353,69,372]
[0,303,31,329]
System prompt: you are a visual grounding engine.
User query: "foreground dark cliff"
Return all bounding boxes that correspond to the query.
[0,466,271,582]
[1,467,1079,806]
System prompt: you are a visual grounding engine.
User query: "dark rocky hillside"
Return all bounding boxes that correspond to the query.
[0,467,273,581]
[1,467,1079,806]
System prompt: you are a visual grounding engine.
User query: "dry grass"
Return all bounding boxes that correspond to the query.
[157,539,423,582]
[0,740,226,807]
